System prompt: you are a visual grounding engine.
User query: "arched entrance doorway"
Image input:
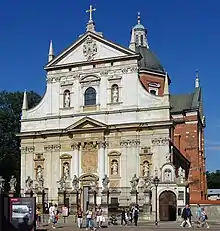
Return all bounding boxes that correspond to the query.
[159,190,177,221]
[79,174,99,211]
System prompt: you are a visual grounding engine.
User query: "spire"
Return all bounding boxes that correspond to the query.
[22,90,28,111]
[137,12,141,24]
[164,72,169,95]
[86,5,96,32]
[48,40,54,62]
[129,28,136,51]
[195,69,200,88]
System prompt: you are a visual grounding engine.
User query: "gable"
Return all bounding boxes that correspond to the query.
[46,32,138,68]
[66,117,107,131]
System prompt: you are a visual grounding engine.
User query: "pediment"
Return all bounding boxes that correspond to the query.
[45,32,137,69]
[66,117,107,131]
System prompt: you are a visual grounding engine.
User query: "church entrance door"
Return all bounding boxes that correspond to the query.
[159,191,177,221]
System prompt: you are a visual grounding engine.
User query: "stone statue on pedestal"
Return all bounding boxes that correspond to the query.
[37,175,44,191]
[130,174,139,192]
[102,174,110,190]
[72,175,79,191]
[58,176,66,191]
[25,176,33,192]
[9,175,17,193]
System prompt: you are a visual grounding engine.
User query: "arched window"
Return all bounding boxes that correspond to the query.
[84,87,96,106]
[140,35,144,45]
[135,35,139,44]
[63,90,70,108]
[111,84,119,103]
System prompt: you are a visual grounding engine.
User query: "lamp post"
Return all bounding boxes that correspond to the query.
[153,176,160,226]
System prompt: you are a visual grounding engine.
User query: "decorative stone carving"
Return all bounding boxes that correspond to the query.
[98,141,106,149]
[81,142,97,150]
[120,139,140,147]
[36,175,44,191]
[143,161,150,177]
[20,146,35,154]
[178,166,185,183]
[9,175,17,193]
[164,169,172,182]
[111,84,119,103]
[44,144,61,152]
[110,180,120,188]
[102,174,110,190]
[25,176,33,192]
[58,176,66,191]
[151,137,170,146]
[166,153,171,163]
[64,90,70,108]
[111,160,118,176]
[83,36,97,61]
[36,166,43,181]
[72,175,79,191]
[130,174,139,191]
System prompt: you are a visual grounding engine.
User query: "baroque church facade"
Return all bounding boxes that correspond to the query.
[19,7,206,221]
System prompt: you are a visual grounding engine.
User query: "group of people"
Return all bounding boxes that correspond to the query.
[76,206,105,230]
[121,205,139,226]
[181,204,209,228]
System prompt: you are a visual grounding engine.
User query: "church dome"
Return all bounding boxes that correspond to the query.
[136,46,165,73]
[133,23,145,30]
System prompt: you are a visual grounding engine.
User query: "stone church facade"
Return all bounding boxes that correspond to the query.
[18,8,206,221]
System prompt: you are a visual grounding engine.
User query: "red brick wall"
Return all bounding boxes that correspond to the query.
[172,113,207,202]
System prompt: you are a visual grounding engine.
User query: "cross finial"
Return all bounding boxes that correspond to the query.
[137,12,141,24]
[86,5,96,22]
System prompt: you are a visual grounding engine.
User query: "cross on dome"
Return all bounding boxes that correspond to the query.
[86,5,96,22]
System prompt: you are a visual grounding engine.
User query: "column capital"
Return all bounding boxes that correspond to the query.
[98,141,107,149]
[71,142,79,150]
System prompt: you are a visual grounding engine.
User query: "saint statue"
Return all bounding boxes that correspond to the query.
[130,174,139,191]
[58,176,66,191]
[72,175,79,191]
[164,170,172,182]
[112,85,119,103]
[143,161,149,177]
[63,163,70,179]
[102,174,110,190]
[111,160,118,175]
[36,166,43,181]
[37,175,44,191]
[0,176,5,192]
[25,176,33,192]
[64,91,70,108]
[9,175,17,193]
[178,166,183,177]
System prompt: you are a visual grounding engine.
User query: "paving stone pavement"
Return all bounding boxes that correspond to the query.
[36,222,220,231]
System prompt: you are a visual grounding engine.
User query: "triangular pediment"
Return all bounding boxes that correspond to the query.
[66,117,107,131]
[45,32,138,69]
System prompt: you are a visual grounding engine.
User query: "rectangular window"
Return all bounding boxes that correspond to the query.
[178,191,184,200]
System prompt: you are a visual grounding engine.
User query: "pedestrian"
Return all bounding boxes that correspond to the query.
[196,204,202,227]
[121,208,127,226]
[200,208,210,229]
[180,204,192,228]
[49,203,58,229]
[96,206,103,228]
[86,207,95,230]
[133,205,139,226]
[36,207,41,228]
[76,207,83,229]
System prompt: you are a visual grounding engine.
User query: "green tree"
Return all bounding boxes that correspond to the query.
[207,170,220,189]
[0,91,41,192]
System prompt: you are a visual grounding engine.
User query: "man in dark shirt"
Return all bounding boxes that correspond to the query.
[180,204,192,228]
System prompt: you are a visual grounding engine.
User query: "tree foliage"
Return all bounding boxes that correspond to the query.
[0,91,41,191]
[207,170,220,189]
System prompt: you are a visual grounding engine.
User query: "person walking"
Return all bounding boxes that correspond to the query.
[49,203,58,229]
[86,208,95,230]
[36,207,41,228]
[196,204,202,227]
[200,208,210,229]
[76,207,83,229]
[133,205,139,226]
[96,206,103,228]
[180,204,192,228]
[121,208,127,226]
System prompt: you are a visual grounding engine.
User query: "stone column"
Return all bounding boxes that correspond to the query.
[98,141,106,188]
[72,143,80,177]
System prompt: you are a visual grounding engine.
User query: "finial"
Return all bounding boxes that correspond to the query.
[22,90,28,111]
[86,5,96,32]
[48,40,54,62]
[86,5,96,22]
[195,69,200,88]
[129,28,136,51]
[137,12,141,24]
[164,72,169,95]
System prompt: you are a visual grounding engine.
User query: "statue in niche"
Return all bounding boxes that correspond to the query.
[36,166,43,181]
[25,176,33,192]
[64,91,70,108]
[166,153,171,163]
[37,175,44,191]
[112,85,119,103]
[111,160,118,175]
[178,166,183,177]
[9,175,17,193]
[102,174,110,190]
[143,161,149,177]
[164,169,172,182]
[130,174,139,191]
[72,175,79,191]
[178,166,185,183]
[63,162,70,180]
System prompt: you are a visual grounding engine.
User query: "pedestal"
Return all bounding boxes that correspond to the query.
[69,192,77,214]
[101,191,109,225]
[24,190,33,198]
[130,190,137,205]
[8,191,14,198]
[142,190,152,220]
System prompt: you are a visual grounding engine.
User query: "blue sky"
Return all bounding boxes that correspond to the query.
[0,0,219,171]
